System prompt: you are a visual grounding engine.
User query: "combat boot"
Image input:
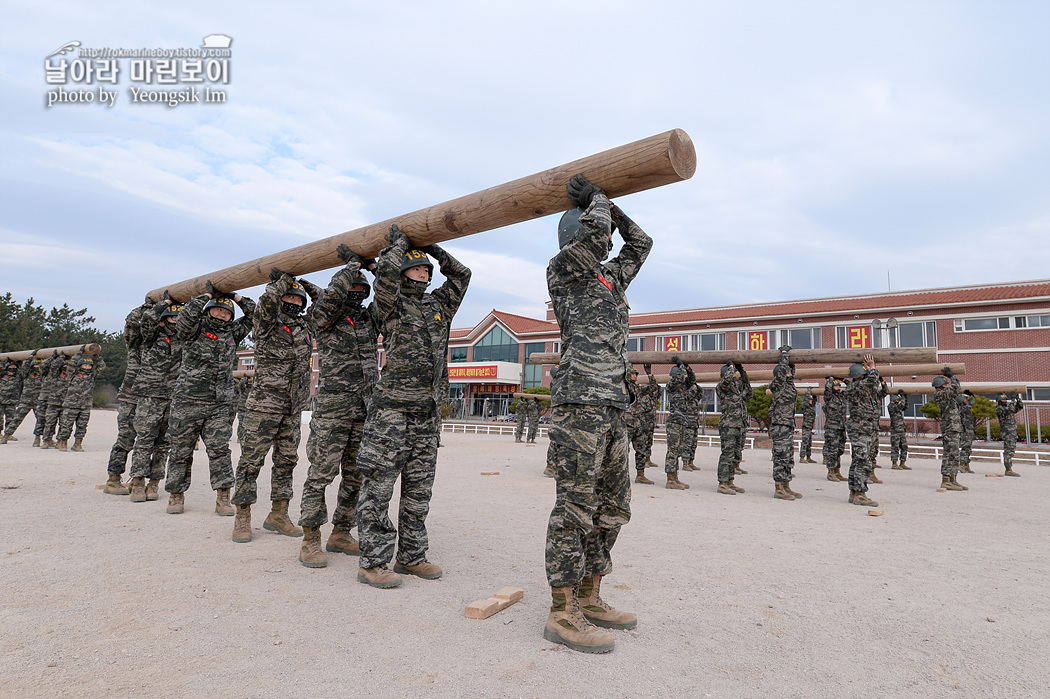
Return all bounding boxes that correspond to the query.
[774,482,795,500]
[0,435,7,445]
[214,488,234,516]
[728,479,745,493]
[1004,467,1020,477]
[514,436,523,443]
[42,438,55,449]
[635,469,654,485]
[827,468,838,481]
[543,464,554,478]
[717,481,736,495]
[232,505,252,542]
[783,481,803,499]
[941,476,965,491]
[543,586,614,654]
[263,500,303,537]
[900,460,911,470]
[5,435,15,442]
[578,575,637,629]
[950,475,968,491]
[832,467,847,482]
[326,527,361,555]
[849,490,878,507]
[682,461,700,471]
[166,492,185,514]
[868,470,883,484]
[645,458,658,469]
[357,564,402,588]
[32,435,41,447]
[56,438,68,451]
[299,526,327,568]
[734,463,748,475]
[71,438,84,452]
[958,462,973,474]
[145,479,160,501]
[805,457,817,464]
[665,473,689,490]
[891,460,900,469]
[393,560,443,579]
[103,474,129,496]
[129,477,147,503]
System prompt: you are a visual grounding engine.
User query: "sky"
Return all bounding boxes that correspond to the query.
[2,1,1048,335]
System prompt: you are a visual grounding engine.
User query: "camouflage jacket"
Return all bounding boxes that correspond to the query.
[625,372,660,426]
[888,394,908,432]
[666,366,702,426]
[0,360,21,403]
[768,356,798,427]
[800,394,816,429]
[17,356,46,405]
[236,377,252,411]
[515,402,528,425]
[932,375,961,433]
[526,398,542,421]
[306,260,380,417]
[131,301,183,399]
[119,302,151,401]
[548,194,652,409]
[62,352,106,410]
[371,238,470,412]
[846,368,884,426]
[45,353,76,406]
[716,370,752,429]
[823,379,848,425]
[959,396,975,435]
[245,275,319,416]
[995,397,1023,433]
[173,294,256,405]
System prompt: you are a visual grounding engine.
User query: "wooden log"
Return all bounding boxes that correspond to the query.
[0,344,102,362]
[512,392,551,401]
[636,363,966,385]
[147,130,697,302]
[233,370,255,379]
[766,383,1027,397]
[465,587,524,620]
[530,348,938,366]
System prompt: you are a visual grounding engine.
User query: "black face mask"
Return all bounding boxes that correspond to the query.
[206,315,230,330]
[346,290,368,304]
[401,278,428,295]
[282,301,304,316]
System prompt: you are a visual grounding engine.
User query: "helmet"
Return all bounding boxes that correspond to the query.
[998,393,1009,402]
[204,296,236,317]
[720,363,735,379]
[284,281,309,305]
[932,376,948,388]
[630,366,639,376]
[773,363,788,378]
[848,363,866,379]
[669,365,685,379]
[78,356,94,368]
[956,396,967,405]
[400,249,433,279]
[160,303,183,320]
[558,207,585,249]
[896,389,905,396]
[350,270,371,292]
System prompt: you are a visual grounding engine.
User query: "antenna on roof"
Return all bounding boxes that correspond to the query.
[887,270,891,292]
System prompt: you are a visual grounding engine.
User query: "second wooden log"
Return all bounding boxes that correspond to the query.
[531,348,939,366]
[0,344,102,362]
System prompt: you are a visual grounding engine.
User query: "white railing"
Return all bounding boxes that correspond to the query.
[441,422,755,449]
[796,438,1048,467]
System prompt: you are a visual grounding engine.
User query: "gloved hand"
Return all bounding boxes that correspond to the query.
[270,267,284,283]
[1009,391,1018,400]
[80,344,87,351]
[643,363,652,374]
[942,366,953,378]
[362,257,377,272]
[670,355,681,366]
[566,174,605,209]
[387,224,409,247]
[336,243,360,264]
[205,280,217,297]
[734,362,744,372]
[419,243,443,258]
[163,290,173,303]
[29,349,37,357]
[779,345,792,354]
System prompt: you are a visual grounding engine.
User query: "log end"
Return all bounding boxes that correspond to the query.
[668,128,697,180]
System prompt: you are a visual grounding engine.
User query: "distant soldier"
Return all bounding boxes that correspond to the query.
[104,300,151,494]
[56,349,106,451]
[931,367,966,491]
[0,356,22,438]
[716,360,750,493]
[769,347,802,500]
[627,365,660,484]
[823,377,848,482]
[514,397,528,443]
[525,396,542,445]
[888,389,911,469]
[866,375,888,484]
[40,351,75,449]
[663,358,699,489]
[1,352,45,445]
[957,391,975,474]
[798,389,816,463]
[845,356,882,506]
[995,392,1024,477]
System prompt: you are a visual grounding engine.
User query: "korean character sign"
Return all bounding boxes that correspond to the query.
[846,326,871,349]
[662,336,681,353]
[747,331,767,351]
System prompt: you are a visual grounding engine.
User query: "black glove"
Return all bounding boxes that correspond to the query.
[779,345,792,354]
[1009,391,1018,400]
[336,244,359,264]
[80,344,87,351]
[387,224,408,246]
[670,355,681,366]
[419,243,442,257]
[734,362,744,372]
[942,366,953,378]
[29,349,37,357]
[566,174,605,209]
[163,290,173,302]
[362,257,377,272]
[270,267,284,283]
[205,279,217,297]
[643,363,652,374]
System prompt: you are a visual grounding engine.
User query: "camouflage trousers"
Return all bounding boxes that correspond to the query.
[940,428,960,477]
[846,420,873,492]
[664,422,697,473]
[544,404,631,588]
[106,398,139,476]
[717,423,743,483]
[356,407,440,570]
[1002,429,1017,469]
[129,396,172,480]
[57,408,90,441]
[960,431,973,464]
[890,429,909,462]
[799,425,814,459]
[527,416,540,442]
[0,401,15,434]
[628,421,655,469]
[42,403,64,441]
[232,410,302,506]
[515,416,526,440]
[299,407,366,530]
[3,400,40,438]
[770,423,795,482]
[164,398,235,494]
[824,422,846,468]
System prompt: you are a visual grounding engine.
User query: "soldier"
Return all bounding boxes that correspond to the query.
[798,388,816,463]
[355,225,470,588]
[769,347,802,500]
[164,284,256,515]
[514,396,528,443]
[0,356,22,439]
[126,298,182,503]
[931,368,966,490]
[957,391,976,473]
[296,245,379,569]
[56,349,106,451]
[1,352,44,445]
[845,356,882,506]
[525,395,542,445]
[823,377,848,481]
[995,392,1024,477]
[888,389,911,470]
[231,269,319,543]
[40,351,75,449]
[664,358,699,489]
[627,365,660,484]
[866,374,888,484]
[716,360,750,493]
[33,352,62,447]
[104,300,151,494]
[541,174,650,654]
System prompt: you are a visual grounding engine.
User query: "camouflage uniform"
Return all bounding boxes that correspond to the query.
[846,368,883,492]
[128,301,182,480]
[959,395,975,465]
[823,380,848,468]
[768,354,797,483]
[716,367,751,483]
[544,193,651,588]
[57,352,106,441]
[995,395,1024,470]
[232,275,318,507]
[356,235,470,570]
[665,365,701,474]
[35,353,64,440]
[626,369,661,469]
[4,356,45,439]
[298,258,379,531]
[888,394,909,463]
[799,394,816,459]
[515,400,528,441]
[526,397,542,443]
[42,354,75,442]
[164,294,255,494]
[107,302,149,476]
[0,359,23,434]
[234,376,252,440]
[932,376,962,478]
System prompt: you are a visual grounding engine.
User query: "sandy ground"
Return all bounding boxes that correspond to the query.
[1,410,1048,699]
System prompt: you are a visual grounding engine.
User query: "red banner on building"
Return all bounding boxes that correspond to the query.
[448,365,498,380]
[472,384,515,393]
[663,336,682,352]
[747,331,767,351]
[846,326,871,349]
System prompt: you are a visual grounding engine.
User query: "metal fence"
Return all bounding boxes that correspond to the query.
[795,437,1050,467]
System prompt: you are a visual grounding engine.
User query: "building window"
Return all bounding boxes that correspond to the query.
[1015,315,1050,329]
[776,328,821,350]
[449,347,468,363]
[954,316,1010,332]
[523,342,545,388]
[472,325,519,363]
[626,337,644,352]
[892,321,937,348]
[685,333,726,351]
[552,341,561,354]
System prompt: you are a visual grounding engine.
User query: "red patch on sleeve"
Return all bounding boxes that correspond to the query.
[164,336,171,345]
[597,273,612,291]
[345,316,355,328]
[282,325,293,336]
[204,332,218,340]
